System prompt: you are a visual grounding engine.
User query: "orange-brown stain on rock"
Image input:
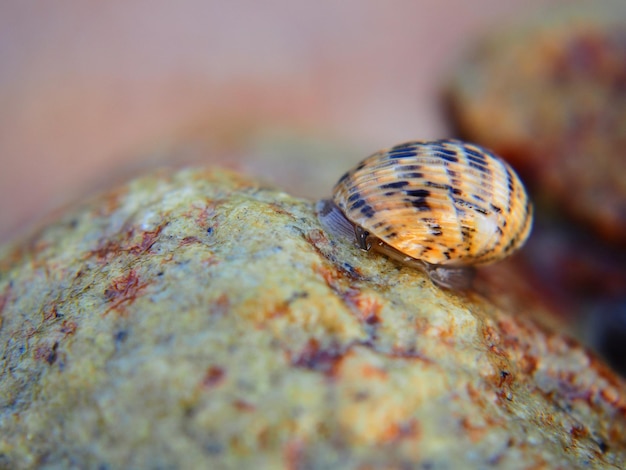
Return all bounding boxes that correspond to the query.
[387,346,433,363]
[127,225,164,255]
[266,300,292,320]
[104,269,148,315]
[313,264,361,302]
[479,318,523,406]
[588,358,626,414]
[89,237,123,262]
[304,228,329,249]
[202,366,226,389]
[482,323,507,359]
[179,236,200,246]
[289,338,345,376]
[414,315,458,347]
[517,351,538,376]
[283,438,305,470]
[344,291,382,325]
[569,423,589,441]
[379,419,419,444]
[59,320,77,337]
[313,263,346,294]
[202,255,220,268]
[42,304,61,322]
[30,238,51,259]
[232,400,255,412]
[495,370,515,403]
[464,383,507,427]
[360,363,388,381]
[89,224,164,262]
[209,294,230,317]
[312,265,371,332]
[267,202,292,217]
[493,316,545,376]
[34,341,59,365]
[97,187,126,218]
[460,416,489,443]
[189,200,221,228]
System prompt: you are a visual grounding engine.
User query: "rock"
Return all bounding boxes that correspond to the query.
[1,168,625,468]
[446,0,626,245]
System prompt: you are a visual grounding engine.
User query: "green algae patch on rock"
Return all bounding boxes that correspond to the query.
[1,168,626,469]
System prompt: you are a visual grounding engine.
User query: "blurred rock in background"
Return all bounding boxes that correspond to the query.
[446,1,626,371]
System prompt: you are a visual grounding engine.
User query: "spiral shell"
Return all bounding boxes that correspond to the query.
[327,139,532,268]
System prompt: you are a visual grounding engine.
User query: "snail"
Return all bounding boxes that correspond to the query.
[316,139,533,289]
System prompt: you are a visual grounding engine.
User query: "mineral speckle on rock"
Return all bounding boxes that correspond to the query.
[1,168,625,468]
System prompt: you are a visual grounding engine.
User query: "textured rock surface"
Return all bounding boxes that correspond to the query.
[1,168,625,469]
[447,0,626,244]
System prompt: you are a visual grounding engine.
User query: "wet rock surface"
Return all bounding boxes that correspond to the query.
[1,168,625,469]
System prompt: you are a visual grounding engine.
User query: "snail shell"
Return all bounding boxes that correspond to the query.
[317,139,533,288]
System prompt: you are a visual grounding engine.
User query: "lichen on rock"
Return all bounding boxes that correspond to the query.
[0,168,625,469]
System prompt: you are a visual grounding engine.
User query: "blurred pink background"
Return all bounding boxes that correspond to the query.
[0,0,562,243]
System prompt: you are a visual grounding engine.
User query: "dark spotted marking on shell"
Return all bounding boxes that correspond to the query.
[381,181,410,189]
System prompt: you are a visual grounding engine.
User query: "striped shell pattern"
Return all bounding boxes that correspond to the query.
[332,139,533,266]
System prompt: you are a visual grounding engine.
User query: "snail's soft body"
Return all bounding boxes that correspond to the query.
[317,139,533,289]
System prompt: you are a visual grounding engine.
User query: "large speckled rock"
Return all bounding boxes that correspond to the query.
[1,168,625,469]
